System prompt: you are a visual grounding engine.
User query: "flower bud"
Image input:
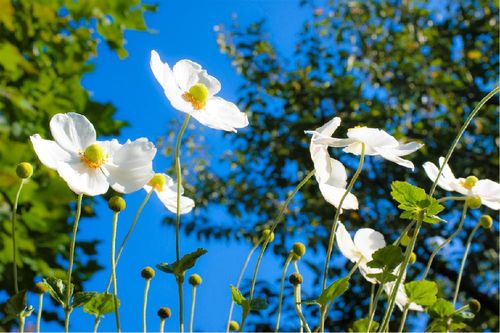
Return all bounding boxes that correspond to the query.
[34,282,48,294]
[141,266,155,279]
[108,196,126,212]
[409,252,417,264]
[229,320,240,331]
[400,232,411,247]
[261,229,274,242]
[463,176,478,189]
[466,196,481,209]
[16,162,33,179]
[480,215,493,229]
[189,274,202,286]
[157,307,171,319]
[292,242,306,258]
[289,272,303,286]
[468,299,481,313]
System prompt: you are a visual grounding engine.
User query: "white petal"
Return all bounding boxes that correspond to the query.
[373,146,415,169]
[359,262,382,284]
[319,183,359,210]
[347,127,399,148]
[353,228,386,261]
[57,160,109,196]
[390,142,423,156]
[155,190,195,214]
[335,222,360,263]
[194,97,249,132]
[308,133,357,148]
[197,70,221,96]
[474,179,500,210]
[30,134,73,169]
[422,161,455,191]
[173,59,203,92]
[384,283,423,312]
[438,157,457,180]
[50,113,96,153]
[315,117,341,137]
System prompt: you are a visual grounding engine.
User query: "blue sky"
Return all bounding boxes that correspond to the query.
[27,1,314,331]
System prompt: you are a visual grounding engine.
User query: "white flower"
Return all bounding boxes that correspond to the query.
[144,173,195,214]
[305,117,358,210]
[423,157,500,210]
[336,221,386,283]
[383,281,423,312]
[31,112,156,196]
[310,126,423,170]
[150,50,249,132]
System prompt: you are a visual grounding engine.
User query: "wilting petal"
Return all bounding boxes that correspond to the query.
[353,228,386,261]
[195,97,249,132]
[336,222,360,263]
[57,160,109,196]
[373,146,415,170]
[319,183,359,210]
[50,113,96,153]
[30,134,73,169]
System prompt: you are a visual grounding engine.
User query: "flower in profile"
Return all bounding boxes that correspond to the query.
[305,117,358,209]
[144,173,195,214]
[150,50,249,132]
[423,157,500,210]
[310,126,423,170]
[336,221,386,283]
[31,113,156,196]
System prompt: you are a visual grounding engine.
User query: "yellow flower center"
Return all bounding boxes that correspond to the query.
[81,144,105,169]
[148,173,167,191]
[182,83,209,110]
[461,176,478,190]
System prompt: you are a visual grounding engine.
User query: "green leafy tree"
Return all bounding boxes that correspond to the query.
[0,0,154,328]
[171,0,498,331]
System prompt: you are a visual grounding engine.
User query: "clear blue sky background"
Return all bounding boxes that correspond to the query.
[27,1,316,331]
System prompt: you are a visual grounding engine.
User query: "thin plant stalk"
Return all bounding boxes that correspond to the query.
[366,280,385,332]
[11,179,25,294]
[393,220,415,247]
[160,319,166,333]
[189,284,197,333]
[437,196,467,203]
[111,212,121,332]
[453,223,481,305]
[275,253,293,332]
[143,279,151,333]
[368,283,375,317]
[293,284,311,333]
[64,193,83,333]
[19,316,25,333]
[93,318,101,333]
[36,292,43,333]
[397,304,410,333]
[293,260,303,333]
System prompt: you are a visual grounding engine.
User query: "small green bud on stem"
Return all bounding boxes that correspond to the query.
[108,196,126,212]
[261,228,274,242]
[188,274,202,286]
[16,162,33,179]
[480,215,493,229]
[289,272,303,286]
[34,282,48,294]
[158,307,171,319]
[292,242,306,260]
[408,252,417,264]
[468,299,481,313]
[400,232,411,247]
[465,196,481,209]
[229,320,240,331]
[141,266,155,279]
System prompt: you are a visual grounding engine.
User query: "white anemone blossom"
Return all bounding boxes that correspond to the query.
[144,173,195,214]
[304,117,358,210]
[150,50,249,132]
[423,157,500,210]
[31,112,156,196]
[310,126,423,170]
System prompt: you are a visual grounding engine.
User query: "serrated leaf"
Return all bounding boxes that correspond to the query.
[156,248,208,277]
[4,290,27,317]
[367,245,404,271]
[250,298,268,311]
[349,318,379,332]
[317,277,349,306]
[405,280,437,306]
[43,277,73,306]
[427,298,455,319]
[72,291,97,308]
[83,293,118,318]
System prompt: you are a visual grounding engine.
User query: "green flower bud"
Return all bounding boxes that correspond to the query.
[468,299,481,313]
[141,266,155,279]
[82,143,105,168]
[289,272,303,286]
[409,252,417,264]
[400,233,411,247]
[466,195,481,209]
[480,215,493,229]
[229,320,240,331]
[261,229,274,242]
[34,282,48,294]
[188,274,202,286]
[157,307,171,319]
[463,176,478,189]
[16,162,33,179]
[292,242,306,260]
[108,196,126,212]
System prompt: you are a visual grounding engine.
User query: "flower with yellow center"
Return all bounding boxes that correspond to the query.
[144,173,195,214]
[30,112,157,196]
[150,50,249,132]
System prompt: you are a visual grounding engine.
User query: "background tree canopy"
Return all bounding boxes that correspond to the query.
[0,0,153,328]
[171,0,499,331]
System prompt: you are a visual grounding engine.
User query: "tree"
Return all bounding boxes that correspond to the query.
[171,0,499,331]
[0,0,154,328]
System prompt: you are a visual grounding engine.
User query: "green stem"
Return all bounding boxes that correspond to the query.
[393,220,415,247]
[19,315,25,333]
[366,280,385,333]
[226,240,262,332]
[111,212,121,332]
[293,284,311,333]
[189,285,197,333]
[275,253,293,333]
[293,260,303,333]
[437,196,467,203]
[106,190,154,292]
[93,317,101,333]
[453,223,481,306]
[397,305,410,333]
[422,203,468,279]
[368,283,375,317]
[160,319,165,333]
[11,179,25,294]
[36,293,43,333]
[175,114,191,333]
[143,279,151,333]
[64,193,83,333]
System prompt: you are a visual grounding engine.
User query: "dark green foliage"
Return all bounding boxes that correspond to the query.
[156,248,208,277]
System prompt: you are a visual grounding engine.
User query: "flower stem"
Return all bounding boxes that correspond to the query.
[106,190,154,292]
[437,196,467,203]
[368,283,375,317]
[19,315,25,333]
[453,222,481,306]
[189,285,197,333]
[397,304,410,333]
[393,220,415,246]
[64,193,83,333]
[160,319,165,333]
[143,279,151,333]
[422,203,468,279]
[111,211,121,332]
[175,114,191,333]
[293,260,304,333]
[239,170,315,332]
[226,240,262,332]
[93,317,101,333]
[275,253,293,332]
[36,292,43,333]
[293,284,311,333]
[366,280,385,332]
[11,179,25,294]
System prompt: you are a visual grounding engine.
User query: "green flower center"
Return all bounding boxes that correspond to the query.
[148,173,167,191]
[182,83,209,110]
[462,175,478,190]
[81,143,105,169]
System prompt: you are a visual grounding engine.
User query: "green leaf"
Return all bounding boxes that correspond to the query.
[44,277,73,306]
[72,291,97,308]
[229,285,250,315]
[404,280,437,306]
[349,318,379,332]
[367,245,404,271]
[250,298,268,311]
[156,248,208,277]
[317,277,349,306]
[2,290,33,323]
[366,272,397,283]
[427,298,455,319]
[83,293,118,318]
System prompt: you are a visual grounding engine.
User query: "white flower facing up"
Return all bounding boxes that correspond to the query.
[423,157,500,210]
[310,125,423,170]
[144,173,195,214]
[150,50,249,132]
[305,117,358,210]
[31,112,157,196]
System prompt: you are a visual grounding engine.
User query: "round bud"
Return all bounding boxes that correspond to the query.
[261,229,274,242]
[189,274,202,286]
[465,196,482,209]
[463,176,478,189]
[188,83,209,105]
[34,282,48,294]
[148,173,167,191]
[480,215,493,229]
[229,320,240,331]
[16,162,33,179]
[108,196,126,212]
[157,307,171,319]
[289,272,303,286]
[400,233,411,247]
[468,299,481,313]
[141,266,155,279]
[292,242,306,259]
[409,252,417,264]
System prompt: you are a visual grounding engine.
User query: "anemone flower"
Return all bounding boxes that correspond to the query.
[310,126,423,170]
[305,117,358,209]
[150,50,249,132]
[383,281,423,312]
[31,112,156,196]
[423,157,500,210]
[144,173,195,214]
